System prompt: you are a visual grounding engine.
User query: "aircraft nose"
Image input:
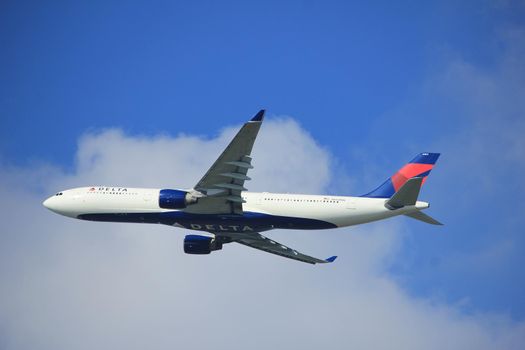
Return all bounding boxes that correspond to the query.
[43,194,63,213]
[43,196,54,210]
[42,191,78,218]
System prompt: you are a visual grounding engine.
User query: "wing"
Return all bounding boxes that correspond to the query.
[222,232,337,265]
[189,110,264,215]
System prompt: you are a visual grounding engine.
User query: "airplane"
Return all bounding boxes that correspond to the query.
[43,110,442,264]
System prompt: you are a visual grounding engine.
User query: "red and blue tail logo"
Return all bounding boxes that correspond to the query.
[361,153,440,198]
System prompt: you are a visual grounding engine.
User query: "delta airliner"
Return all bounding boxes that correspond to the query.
[43,110,441,264]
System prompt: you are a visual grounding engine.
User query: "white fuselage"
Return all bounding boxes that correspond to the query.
[43,187,429,232]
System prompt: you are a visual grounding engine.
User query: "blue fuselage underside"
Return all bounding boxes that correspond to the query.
[77,211,337,233]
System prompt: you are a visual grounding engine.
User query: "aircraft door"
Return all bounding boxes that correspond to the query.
[256,192,267,206]
[345,198,356,210]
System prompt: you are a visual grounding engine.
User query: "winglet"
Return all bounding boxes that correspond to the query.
[250,109,265,122]
[325,256,337,263]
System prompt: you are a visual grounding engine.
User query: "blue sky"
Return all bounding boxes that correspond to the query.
[4,0,520,167]
[1,1,525,348]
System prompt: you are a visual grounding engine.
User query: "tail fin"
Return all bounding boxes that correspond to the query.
[361,153,440,198]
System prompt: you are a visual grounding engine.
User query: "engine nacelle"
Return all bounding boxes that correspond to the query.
[159,189,198,209]
[183,235,223,255]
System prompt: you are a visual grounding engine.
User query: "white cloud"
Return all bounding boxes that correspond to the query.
[1,118,524,350]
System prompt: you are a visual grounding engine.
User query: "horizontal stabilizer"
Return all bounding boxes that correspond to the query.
[385,177,423,209]
[405,211,443,225]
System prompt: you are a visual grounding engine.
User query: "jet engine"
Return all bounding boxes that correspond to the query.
[183,235,224,255]
[159,189,198,209]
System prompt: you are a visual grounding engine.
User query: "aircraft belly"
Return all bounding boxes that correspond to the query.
[161,211,336,232]
[77,210,337,232]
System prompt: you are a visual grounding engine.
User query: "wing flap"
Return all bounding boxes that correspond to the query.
[214,183,247,191]
[219,173,251,181]
[225,195,246,203]
[225,161,253,169]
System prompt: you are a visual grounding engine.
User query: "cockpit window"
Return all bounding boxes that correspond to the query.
[55,192,63,196]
